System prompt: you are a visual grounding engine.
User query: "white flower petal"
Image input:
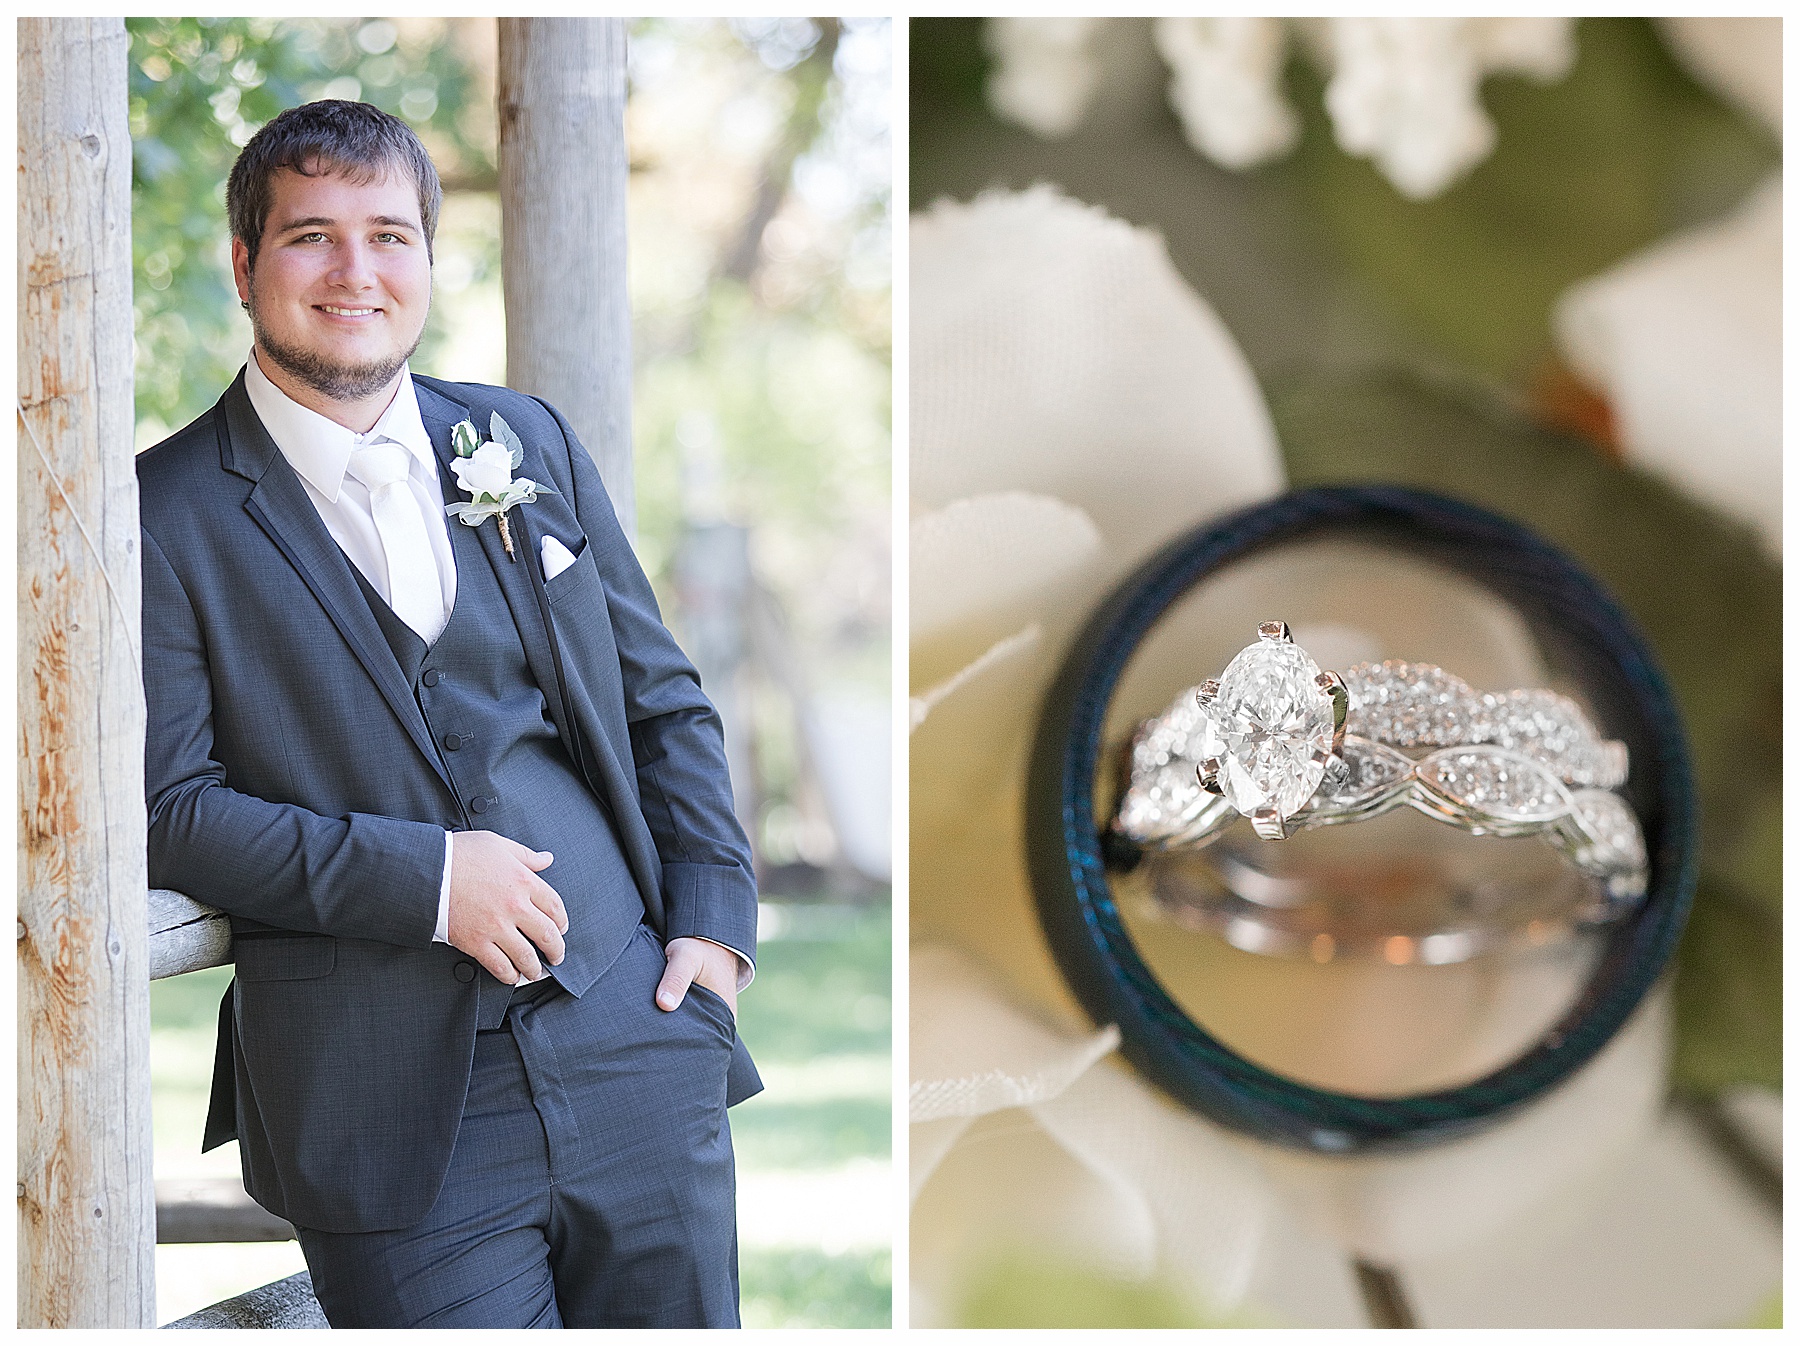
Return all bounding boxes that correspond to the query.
[1657,18,1781,139]
[983,18,1108,139]
[1401,1001,1777,1326]
[912,187,1283,580]
[1555,173,1780,555]
[909,625,1040,734]
[910,490,1101,678]
[1318,18,1573,200]
[1154,18,1298,171]
[910,945,1307,1320]
[910,944,1120,1127]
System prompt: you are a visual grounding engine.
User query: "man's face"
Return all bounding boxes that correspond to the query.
[233,165,431,406]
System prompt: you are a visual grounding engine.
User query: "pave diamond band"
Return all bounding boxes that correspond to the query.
[1113,624,1648,909]
[1341,661,1627,790]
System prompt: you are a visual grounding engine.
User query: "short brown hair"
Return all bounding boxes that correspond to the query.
[227,99,442,266]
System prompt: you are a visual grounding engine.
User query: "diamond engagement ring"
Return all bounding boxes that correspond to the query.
[1112,621,1648,907]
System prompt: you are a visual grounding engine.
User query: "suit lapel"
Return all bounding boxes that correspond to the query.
[418,385,648,862]
[221,377,454,795]
[418,385,579,763]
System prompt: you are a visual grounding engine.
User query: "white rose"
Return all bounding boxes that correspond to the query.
[452,440,517,501]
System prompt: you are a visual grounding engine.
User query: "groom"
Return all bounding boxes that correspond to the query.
[139,100,759,1327]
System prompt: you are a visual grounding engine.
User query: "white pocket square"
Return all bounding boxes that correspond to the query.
[541,534,579,582]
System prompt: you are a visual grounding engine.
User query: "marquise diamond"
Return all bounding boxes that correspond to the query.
[1202,637,1337,819]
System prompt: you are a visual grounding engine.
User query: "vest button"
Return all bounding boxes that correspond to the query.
[444,733,463,751]
[421,669,440,687]
[454,961,476,983]
[470,795,491,814]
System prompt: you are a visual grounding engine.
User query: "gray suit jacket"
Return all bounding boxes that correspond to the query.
[139,371,758,1232]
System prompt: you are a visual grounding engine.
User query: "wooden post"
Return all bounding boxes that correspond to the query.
[17,16,154,1328]
[497,18,636,534]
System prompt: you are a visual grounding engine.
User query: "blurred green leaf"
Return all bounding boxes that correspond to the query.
[956,1250,1257,1328]
[1741,1293,1782,1329]
[1671,878,1781,1095]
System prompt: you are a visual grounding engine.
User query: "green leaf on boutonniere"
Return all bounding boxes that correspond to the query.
[450,418,482,458]
[490,411,526,470]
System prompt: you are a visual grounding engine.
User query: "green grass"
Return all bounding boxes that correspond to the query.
[733,899,893,1325]
[152,961,233,1033]
[741,1247,892,1328]
[732,1096,889,1170]
[731,900,892,1175]
[734,901,893,1061]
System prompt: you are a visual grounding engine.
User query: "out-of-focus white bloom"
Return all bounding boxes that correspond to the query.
[910,937,1755,1325]
[912,187,1281,575]
[1657,17,1781,138]
[1316,18,1573,200]
[985,18,1574,199]
[1154,18,1298,170]
[911,945,1299,1324]
[910,187,1282,827]
[1555,173,1781,556]
[984,17,1107,139]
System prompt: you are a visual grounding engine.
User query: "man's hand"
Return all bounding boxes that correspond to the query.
[656,937,741,1018]
[447,832,569,985]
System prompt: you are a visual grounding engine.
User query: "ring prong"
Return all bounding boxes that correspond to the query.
[1316,670,1349,752]
[1258,620,1292,644]
[1250,807,1287,841]
[1198,759,1223,795]
[1196,678,1220,708]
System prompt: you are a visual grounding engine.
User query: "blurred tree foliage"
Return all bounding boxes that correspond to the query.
[623,18,892,876]
[127,17,493,442]
[627,18,892,692]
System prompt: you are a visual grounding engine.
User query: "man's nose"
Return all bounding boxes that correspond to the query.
[327,240,378,290]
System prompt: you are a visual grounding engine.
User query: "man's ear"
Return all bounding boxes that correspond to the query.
[231,237,251,308]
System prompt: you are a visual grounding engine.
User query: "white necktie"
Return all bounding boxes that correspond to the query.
[346,441,445,645]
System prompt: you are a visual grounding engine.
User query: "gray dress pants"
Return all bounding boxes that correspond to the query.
[294,924,740,1328]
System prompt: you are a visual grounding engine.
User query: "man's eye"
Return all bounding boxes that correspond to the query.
[375,233,406,244]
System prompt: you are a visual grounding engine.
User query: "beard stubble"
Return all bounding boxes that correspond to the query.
[247,282,427,403]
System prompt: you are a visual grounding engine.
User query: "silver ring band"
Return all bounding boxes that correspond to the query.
[1113,622,1648,907]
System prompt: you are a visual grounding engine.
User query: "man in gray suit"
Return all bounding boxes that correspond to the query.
[139,100,759,1327]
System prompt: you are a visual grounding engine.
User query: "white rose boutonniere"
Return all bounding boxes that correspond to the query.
[446,412,558,560]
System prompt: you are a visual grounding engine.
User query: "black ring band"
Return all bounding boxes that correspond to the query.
[1026,485,1696,1152]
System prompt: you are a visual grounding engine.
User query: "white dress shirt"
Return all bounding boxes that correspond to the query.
[245,353,463,947]
[244,353,752,990]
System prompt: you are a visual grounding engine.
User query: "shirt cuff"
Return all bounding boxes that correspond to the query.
[693,935,755,992]
[432,830,453,944]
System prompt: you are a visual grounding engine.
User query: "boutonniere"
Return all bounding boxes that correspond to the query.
[445,413,558,560]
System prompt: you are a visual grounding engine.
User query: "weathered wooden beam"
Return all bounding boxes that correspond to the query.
[154,1178,294,1245]
[147,890,232,980]
[18,16,156,1328]
[161,1271,327,1330]
[497,17,635,534]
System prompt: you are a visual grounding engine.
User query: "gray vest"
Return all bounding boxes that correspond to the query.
[352,503,646,1024]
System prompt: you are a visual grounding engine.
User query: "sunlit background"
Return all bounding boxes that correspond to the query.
[129,16,891,1327]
